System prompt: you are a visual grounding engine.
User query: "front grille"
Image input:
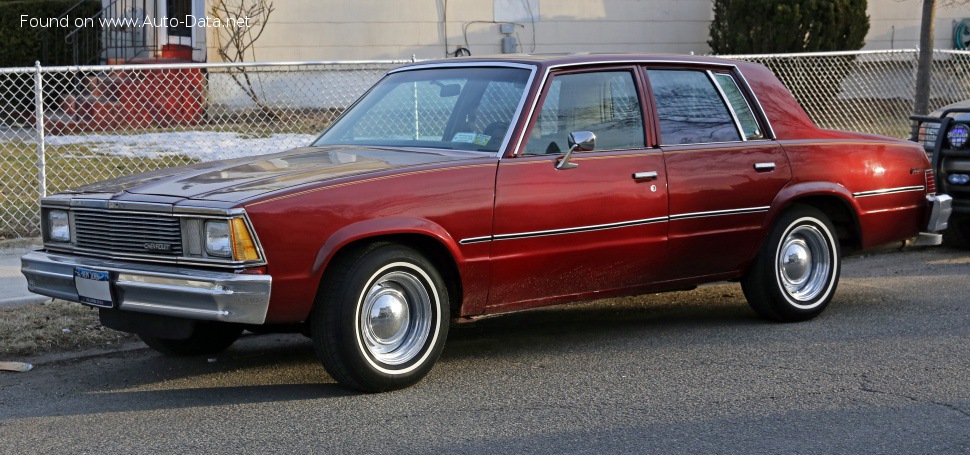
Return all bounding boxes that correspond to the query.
[73,210,183,257]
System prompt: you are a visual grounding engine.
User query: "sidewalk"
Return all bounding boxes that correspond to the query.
[0,239,50,309]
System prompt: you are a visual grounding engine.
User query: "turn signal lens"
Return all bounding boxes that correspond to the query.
[230,218,260,261]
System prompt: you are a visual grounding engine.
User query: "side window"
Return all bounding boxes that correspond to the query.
[713,73,763,140]
[647,69,741,145]
[524,71,644,155]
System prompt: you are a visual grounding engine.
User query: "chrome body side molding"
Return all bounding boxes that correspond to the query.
[852,186,925,198]
[459,206,772,244]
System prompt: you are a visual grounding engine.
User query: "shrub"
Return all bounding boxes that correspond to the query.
[709,0,870,54]
[0,0,101,67]
[0,1,100,123]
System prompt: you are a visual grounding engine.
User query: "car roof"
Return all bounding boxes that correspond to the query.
[392,53,825,141]
[395,53,747,71]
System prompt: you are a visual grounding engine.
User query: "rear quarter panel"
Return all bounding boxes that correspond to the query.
[777,136,930,249]
[737,61,930,250]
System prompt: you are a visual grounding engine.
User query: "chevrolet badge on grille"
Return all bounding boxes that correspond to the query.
[143,243,173,251]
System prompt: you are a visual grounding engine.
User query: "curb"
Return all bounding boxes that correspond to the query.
[22,332,268,366]
[0,237,42,252]
[0,237,44,308]
[25,341,150,366]
[0,295,52,309]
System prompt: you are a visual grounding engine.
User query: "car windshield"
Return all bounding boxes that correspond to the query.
[314,66,531,153]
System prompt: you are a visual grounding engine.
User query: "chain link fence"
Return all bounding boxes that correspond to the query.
[725,49,970,138]
[3,50,970,239]
[1,60,406,238]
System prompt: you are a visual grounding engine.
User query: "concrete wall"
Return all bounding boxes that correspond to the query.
[865,0,969,50]
[204,0,970,62]
[205,0,714,61]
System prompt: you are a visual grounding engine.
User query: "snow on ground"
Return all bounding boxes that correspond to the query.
[43,131,319,162]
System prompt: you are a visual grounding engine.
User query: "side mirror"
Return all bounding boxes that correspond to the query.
[556,131,596,170]
[568,131,596,152]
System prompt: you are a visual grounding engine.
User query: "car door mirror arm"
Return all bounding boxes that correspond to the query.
[556,131,596,170]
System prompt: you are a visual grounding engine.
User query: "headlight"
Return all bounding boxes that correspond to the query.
[48,210,70,242]
[204,218,261,261]
[948,173,970,185]
[947,123,969,149]
[205,220,232,257]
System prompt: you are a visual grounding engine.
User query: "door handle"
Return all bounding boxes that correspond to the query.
[632,171,659,180]
[754,162,776,172]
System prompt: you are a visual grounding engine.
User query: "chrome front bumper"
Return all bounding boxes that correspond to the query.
[21,251,272,324]
[927,194,953,232]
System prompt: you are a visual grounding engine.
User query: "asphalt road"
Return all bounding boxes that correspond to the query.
[1,247,969,453]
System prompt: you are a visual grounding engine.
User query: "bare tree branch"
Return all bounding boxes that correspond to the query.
[210,0,276,118]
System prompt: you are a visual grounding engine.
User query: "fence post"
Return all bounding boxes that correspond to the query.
[33,61,46,198]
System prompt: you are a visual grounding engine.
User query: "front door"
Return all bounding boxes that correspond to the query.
[487,68,669,311]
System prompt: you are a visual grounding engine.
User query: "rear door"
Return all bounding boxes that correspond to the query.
[647,67,792,279]
[485,67,669,311]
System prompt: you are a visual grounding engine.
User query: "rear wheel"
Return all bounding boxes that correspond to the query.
[742,205,841,322]
[311,243,449,393]
[139,322,243,356]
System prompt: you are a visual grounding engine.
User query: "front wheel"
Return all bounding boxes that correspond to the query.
[311,243,450,392]
[742,205,841,322]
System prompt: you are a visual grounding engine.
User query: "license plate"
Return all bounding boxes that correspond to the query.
[74,268,114,308]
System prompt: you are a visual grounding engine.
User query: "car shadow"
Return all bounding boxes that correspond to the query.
[4,259,955,420]
[1,336,357,419]
[2,286,762,419]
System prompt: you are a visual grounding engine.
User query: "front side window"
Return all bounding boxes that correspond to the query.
[648,69,741,145]
[315,67,531,153]
[523,71,644,155]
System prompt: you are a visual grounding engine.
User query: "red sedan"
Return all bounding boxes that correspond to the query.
[22,54,951,392]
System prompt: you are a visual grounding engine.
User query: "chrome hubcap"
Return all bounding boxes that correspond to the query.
[781,240,811,286]
[369,291,410,343]
[359,270,432,365]
[777,224,832,304]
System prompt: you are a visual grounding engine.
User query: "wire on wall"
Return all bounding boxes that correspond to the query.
[520,0,537,52]
[463,21,525,54]
[442,0,449,57]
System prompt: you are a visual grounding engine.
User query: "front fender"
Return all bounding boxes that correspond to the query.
[311,217,465,277]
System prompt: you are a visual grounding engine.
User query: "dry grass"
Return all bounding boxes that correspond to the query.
[0,141,197,239]
[0,300,137,359]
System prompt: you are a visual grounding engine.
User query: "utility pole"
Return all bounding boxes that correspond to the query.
[913,0,936,115]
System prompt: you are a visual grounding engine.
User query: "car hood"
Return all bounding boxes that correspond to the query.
[63,146,491,203]
[931,99,970,120]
